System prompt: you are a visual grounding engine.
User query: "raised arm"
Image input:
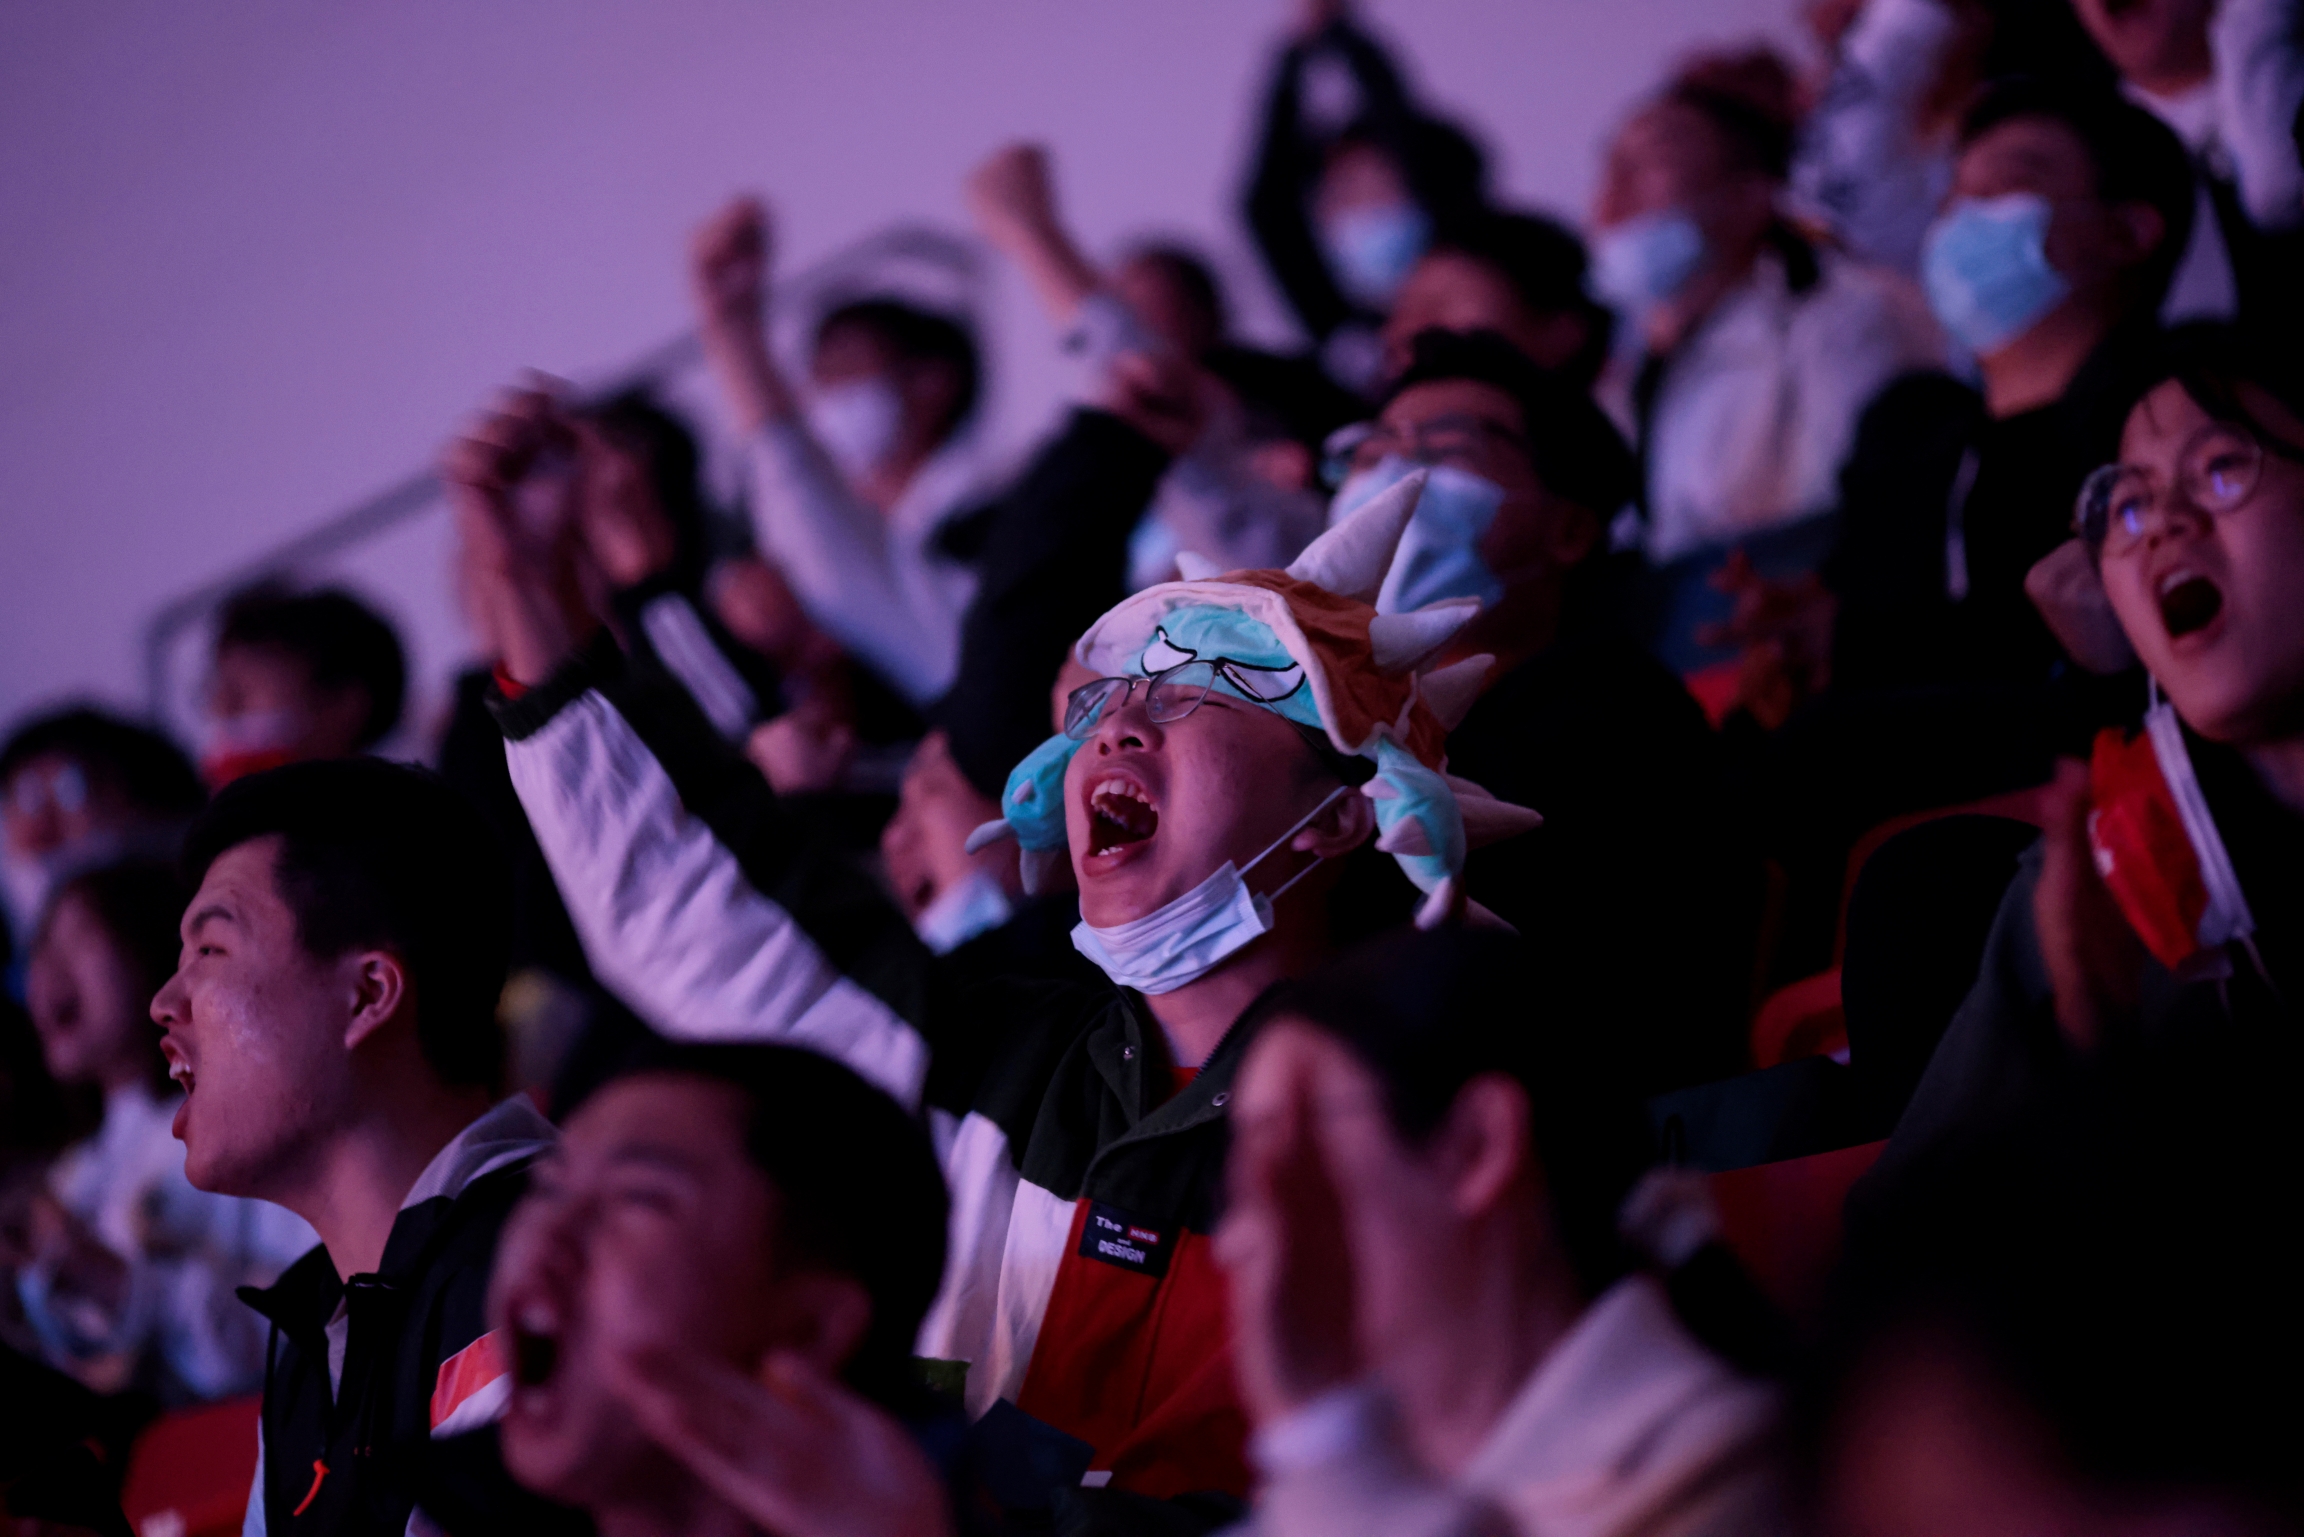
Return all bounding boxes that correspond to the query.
[966,143,1104,333]
[690,197,961,707]
[443,390,934,1106]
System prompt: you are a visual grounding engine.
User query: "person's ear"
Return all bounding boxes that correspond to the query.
[1544,498,1604,570]
[1291,781,1378,859]
[2110,200,2168,272]
[1433,1073,1533,1220]
[340,950,412,1053]
[762,1271,875,1380]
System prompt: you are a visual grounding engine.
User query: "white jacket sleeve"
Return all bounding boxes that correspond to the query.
[747,421,960,706]
[503,680,932,1107]
[2213,0,2304,227]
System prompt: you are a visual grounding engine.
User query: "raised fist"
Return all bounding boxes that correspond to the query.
[965,143,1059,253]
[691,196,772,336]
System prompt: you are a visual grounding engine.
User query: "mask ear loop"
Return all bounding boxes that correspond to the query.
[2140,670,2280,1000]
[1239,783,1355,903]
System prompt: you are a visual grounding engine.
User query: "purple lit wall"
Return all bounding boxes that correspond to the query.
[0,0,1803,746]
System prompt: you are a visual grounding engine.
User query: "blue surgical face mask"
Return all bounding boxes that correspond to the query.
[1921,193,2070,356]
[1590,209,1708,315]
[1070,785,1350,994]
[1329,455,1507,614]
[806,377,905,480]
[1322,202,1432,310]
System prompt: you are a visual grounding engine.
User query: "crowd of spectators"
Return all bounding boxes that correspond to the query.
[6,0,2303,1532]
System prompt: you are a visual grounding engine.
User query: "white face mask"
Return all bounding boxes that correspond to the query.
[1071,785,1350,995]
[805,377,905,481]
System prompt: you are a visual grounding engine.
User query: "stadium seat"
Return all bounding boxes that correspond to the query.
[1709,1139,1887,1318]
[1750,966,1845,1068]
[119,1395,260,1537]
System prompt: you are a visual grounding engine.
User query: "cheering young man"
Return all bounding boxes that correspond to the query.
[152,759,554,1535]
[448,392,1535,1514]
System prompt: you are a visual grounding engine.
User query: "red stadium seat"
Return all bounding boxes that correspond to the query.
[119,1395,261,1537]
[1709,1139,1886,1318]
[1682,659,1743,728]
[1750,966,1846,1068]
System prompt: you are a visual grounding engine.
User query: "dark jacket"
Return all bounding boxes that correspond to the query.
[237,1101,554,1537]
[1449,632,1762,1091]
[1825,324,2166,694]
[1873,730,2304,1192]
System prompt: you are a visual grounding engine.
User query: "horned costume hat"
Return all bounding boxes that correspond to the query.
[967,470,1543,928]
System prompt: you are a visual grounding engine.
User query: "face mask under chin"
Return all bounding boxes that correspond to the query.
[1070,783,1350,994]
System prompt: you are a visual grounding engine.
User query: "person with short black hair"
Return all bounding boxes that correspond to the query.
[1723,81,2200,981]
[1380,209,1616,388]
[1589,50,1944,669]
[473,1039,962,1537]
[203,583,408,786]
[690,197,997,713]
[150,757,554,1535]
[0,705,203,956]
[1327,329,1763,1087]
[1821,77,2195,695]
[7,860,312,1403]
[1218,926,1784,1537]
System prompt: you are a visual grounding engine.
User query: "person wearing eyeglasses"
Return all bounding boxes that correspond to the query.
[1877,321,2304,1181]
[1326,328,1765,1091]
[448,407,1539,1525]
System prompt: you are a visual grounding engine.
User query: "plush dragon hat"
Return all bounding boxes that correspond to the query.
[966,469,1543,928]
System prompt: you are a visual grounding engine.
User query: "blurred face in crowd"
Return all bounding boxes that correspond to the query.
[1362,378,1602,601]
[2070,0,2215,96]
[204,643,371,784]
[29,889,154,1091]
[2097,380,2304,746]
[1948,116,2164,326]
[4,753,132,863]
[149,836,367,1196]
[1820,1325,2269,1537]
[809,320,963,475]
[1113,251,1222,361]
[1317,139,1413,227]
[1381,252,1592,380]
[493,1073,864,1509]
[1592,100,1774,262]
[1064,685,1367,930]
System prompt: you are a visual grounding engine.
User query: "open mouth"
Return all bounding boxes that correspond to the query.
[2158,572,2224,639]
[511,1301,561,1388]
[1087,777,1159,855]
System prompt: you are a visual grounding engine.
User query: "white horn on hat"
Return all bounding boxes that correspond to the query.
[1286,468,1427,602]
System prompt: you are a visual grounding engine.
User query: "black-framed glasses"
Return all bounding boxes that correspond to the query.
[1062,658,1306,740]
[1320,413,1528,489]
[2077,419,2304,557]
